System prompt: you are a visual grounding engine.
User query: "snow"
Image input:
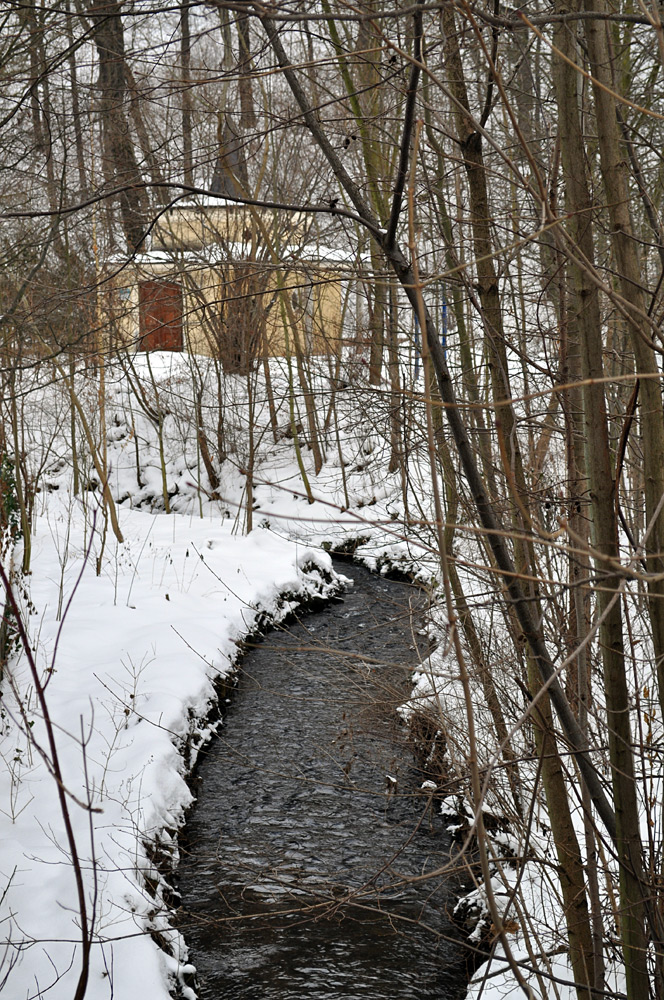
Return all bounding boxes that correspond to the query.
[0,495,342,999]
[0,346,626,1000]
[116,244,363,268]
[1,348,440,999]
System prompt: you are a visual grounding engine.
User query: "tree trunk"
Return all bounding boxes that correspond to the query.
[553,11,650,993]
[90,0,147,251]
[181,2,194,185]
[583,0,664,755]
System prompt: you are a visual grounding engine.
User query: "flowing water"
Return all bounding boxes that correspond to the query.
[175,561,468,999]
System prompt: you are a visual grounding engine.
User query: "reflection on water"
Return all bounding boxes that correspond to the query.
[175,562,468,999]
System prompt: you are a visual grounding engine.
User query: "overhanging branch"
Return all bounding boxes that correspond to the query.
[253,0,618,846]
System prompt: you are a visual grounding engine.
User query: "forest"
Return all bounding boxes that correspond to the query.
[1,0,664,997]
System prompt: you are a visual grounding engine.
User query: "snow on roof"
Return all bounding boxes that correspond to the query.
[108,244,369,269]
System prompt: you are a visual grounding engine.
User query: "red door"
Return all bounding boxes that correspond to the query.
[138,280,183,351]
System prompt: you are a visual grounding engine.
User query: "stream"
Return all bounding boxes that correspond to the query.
[175,561,469,999]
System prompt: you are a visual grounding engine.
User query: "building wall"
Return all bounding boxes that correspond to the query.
[107,259,343,366]
[152,205,308,252]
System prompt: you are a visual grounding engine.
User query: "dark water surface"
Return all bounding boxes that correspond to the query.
[175,562,468,999]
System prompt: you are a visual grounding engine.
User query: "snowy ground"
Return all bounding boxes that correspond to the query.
[0,496,347,998]
[0,350,605,999]
[0,351,443,999]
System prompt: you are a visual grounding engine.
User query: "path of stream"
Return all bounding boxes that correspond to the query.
[175,561,468,999]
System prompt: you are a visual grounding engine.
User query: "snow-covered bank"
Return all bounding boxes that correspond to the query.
[1,347,627,1000]
[1,350,446,999]
[0,496,342,999]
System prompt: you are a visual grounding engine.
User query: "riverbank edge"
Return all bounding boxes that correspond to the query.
[159,544,481,999]
[135,553,348,998]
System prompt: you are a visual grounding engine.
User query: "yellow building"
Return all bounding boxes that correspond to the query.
[106,202,346,371]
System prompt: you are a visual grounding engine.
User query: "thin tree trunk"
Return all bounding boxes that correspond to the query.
[442,5,527,498]
[422,99,498,497]
[553,12,650,993]
[195,390,219,494]
[584,0,664,761]
[181,2,194,185]
[237,9,256,129]
[436,414,524,816]
[323,3,388,383]
[66,0,88,196]
[387,278,403,475]
[562,297,606,991]
[125,64,169,205]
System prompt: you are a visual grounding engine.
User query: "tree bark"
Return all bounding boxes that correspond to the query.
[584,0,664,753]
[89,0,147,251]
[554,11,650,994]
[181,2,194,184]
